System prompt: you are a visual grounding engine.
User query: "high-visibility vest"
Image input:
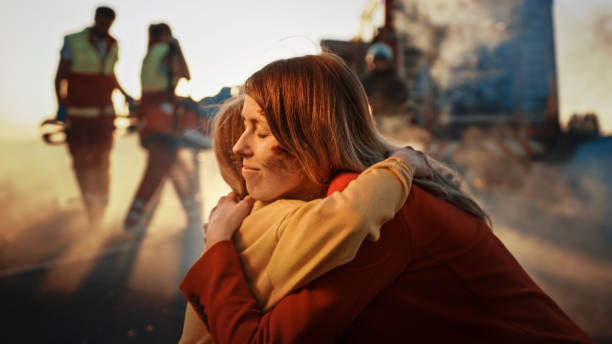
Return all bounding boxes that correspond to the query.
[65,28,118,117]
[138,43,201,142]
[140,43,179,93]
[140,42,185,138]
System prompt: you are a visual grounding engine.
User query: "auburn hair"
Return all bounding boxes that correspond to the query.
[243,53,489,224]
[244,53,393,185]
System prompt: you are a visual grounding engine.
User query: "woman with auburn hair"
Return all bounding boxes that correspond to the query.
[181,54,592,343]
[179,96,432,344]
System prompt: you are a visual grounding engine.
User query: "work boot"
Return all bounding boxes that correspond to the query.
[124,199,147,233]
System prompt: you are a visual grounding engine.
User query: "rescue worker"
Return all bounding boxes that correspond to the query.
[360,42,410,134]
[123,23,202,232]
[54,6,133,225]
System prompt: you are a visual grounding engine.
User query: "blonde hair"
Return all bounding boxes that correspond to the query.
[243,53,489,224]
[212,96,247,198]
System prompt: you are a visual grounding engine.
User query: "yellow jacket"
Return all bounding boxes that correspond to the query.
[180,157,413,343]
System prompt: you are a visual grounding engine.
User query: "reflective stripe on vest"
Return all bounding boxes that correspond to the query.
[65,28,118,115]
[67,105,114,117]
[141,43,177,93]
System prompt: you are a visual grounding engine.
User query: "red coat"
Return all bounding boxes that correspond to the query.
[181,173,592,343]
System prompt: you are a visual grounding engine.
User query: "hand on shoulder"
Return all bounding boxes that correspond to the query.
[390,147,433,179]
[205,192,255,248]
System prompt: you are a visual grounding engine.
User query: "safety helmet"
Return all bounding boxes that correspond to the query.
[366,42,393,63]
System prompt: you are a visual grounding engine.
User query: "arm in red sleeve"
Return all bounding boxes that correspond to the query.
[180,216,411,344]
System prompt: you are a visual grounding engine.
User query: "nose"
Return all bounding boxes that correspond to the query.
[232,130,252,157]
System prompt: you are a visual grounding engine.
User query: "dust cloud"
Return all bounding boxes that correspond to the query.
[0,135,230,282]
[2,130,611,339]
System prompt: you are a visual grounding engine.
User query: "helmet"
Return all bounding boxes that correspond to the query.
[366,42,393,63]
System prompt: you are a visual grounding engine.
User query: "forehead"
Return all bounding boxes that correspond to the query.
[242,95,266,121]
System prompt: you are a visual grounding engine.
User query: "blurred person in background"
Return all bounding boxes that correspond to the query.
[54,6,133,225]
[360,42,411,134]
[123,23,203,233]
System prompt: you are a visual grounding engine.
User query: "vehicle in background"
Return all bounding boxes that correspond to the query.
[321,0,607,191]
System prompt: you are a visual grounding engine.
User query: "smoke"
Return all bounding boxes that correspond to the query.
[446,133,612,336]
[398,0,515,88]
[595,14,612,48]
[0,136,229,283]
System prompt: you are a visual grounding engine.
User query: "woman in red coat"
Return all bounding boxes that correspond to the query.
[181,54,592,343]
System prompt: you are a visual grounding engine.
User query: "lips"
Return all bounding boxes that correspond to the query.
[242,164,259,170]
[241,165,259,177]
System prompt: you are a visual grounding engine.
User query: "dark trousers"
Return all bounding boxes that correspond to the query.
[66,116,115,224]
[125,136,202,231]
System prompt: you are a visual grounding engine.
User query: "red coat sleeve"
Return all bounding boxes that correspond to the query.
[180,214,411,344]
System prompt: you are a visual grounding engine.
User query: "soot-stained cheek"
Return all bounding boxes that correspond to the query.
[265,144,294,171]
[270,144,287,155]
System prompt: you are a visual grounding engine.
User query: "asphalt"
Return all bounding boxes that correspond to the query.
[0,225,204,344]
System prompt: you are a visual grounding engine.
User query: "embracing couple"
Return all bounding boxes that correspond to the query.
[178,53,592,344]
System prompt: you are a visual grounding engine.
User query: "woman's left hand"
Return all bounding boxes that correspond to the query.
[204,192,255,248]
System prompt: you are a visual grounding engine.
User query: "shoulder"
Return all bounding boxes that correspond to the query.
[399,185,489,250]
[242,199,305,228]
[326,172,359,195]
[403,186,482,224]
[250,199,304,216]
[237,199,305,245]
[65,31,80,41]
[69,28,89,38]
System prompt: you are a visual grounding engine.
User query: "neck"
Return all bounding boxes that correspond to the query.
[288,184,327,202]
[258,185,326,206]
[91,28,108,40]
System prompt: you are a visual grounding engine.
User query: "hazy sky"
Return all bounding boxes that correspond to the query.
[0,0,611,139]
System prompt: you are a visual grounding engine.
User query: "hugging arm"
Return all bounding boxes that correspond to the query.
[179,154,419,343]
[265,157,413,304]
[180,214,410,344]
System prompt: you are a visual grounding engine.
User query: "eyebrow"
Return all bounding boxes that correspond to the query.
[241,110,267,124]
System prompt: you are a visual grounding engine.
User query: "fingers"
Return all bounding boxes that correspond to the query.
[209,193,254,222]
[204,194,253,248]
[213,192,239,210]
[234,196,255,218]
[415,150,433,179]
[391,147,433,179]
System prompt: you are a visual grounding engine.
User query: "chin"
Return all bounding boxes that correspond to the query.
[245,186,267,203]
[248,188,283,203]
[250,192,275,203]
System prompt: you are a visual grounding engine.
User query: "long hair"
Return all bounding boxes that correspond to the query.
[244,53,393,185]
[212,96,247,198]
[244,53,489,224]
